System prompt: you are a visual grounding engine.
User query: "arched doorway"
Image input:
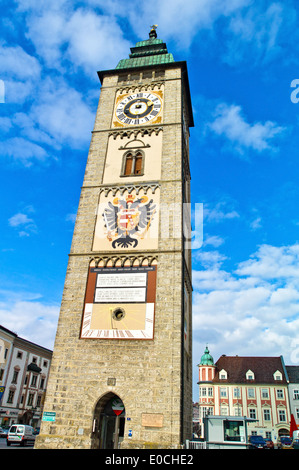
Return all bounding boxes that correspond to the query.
[278,428,289,437]
[92,393,125,449]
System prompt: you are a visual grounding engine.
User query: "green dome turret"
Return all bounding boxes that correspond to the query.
[199,346,214,366]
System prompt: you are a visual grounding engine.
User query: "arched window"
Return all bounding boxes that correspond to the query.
[121,150,144,177]
[124,153,133,175]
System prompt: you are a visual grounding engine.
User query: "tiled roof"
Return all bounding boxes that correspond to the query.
[213,355,287,384]
[116,54,174,69]
[116,37,174,70]
[286,365,299,383]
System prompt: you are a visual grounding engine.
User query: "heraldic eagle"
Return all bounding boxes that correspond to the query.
[102,195,156,248]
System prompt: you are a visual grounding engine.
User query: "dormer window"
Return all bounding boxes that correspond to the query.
[274,370,282,381]
[219,369,227,380]
[246,369,255,381]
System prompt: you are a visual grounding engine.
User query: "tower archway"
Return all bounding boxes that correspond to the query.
[91,392,125,449]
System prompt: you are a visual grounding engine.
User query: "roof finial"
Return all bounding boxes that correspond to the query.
[149,24,158,39]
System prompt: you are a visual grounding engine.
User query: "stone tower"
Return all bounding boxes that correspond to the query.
[35,26,194,449]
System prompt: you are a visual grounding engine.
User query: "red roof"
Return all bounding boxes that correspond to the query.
[213,355,287,384]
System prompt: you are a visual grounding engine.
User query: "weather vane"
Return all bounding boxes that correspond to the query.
[149,24,158,38]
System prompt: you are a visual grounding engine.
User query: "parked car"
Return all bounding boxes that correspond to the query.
[278,436,293,449]
[265,438,274,449]
[0,427,9,438]
[249,435,267,449]
[292,438,299,449]
[6,424,36,446]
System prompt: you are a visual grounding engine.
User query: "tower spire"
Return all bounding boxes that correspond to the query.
[149,24,158,38]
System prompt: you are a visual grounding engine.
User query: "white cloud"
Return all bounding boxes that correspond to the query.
[24,11,67,69]
[0,44,41,80]
[0,3,133,167]
[224,2,290,65]
[0,117,12,133]
[13,113,57,148]
[8,211,37,236]
[1,77,93,166]
[3,79,36,105]
[3,137,48,167]
[204,234,225,247]
[30,78,95,149]
[0,44,41,104]
[9,213,33,227]
[0,300,59,350]
[236,244,299,279]
[126,0,250,49]
[195,250,227,269]
[193,243,299,365]
[204,201,240,222]
[250,216,262,230]
[64,9,131,74]
[209,103,285,155]
[66,213,77,223]
[23,6,130,74]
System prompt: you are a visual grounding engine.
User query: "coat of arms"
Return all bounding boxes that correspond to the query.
[102,194,156,248]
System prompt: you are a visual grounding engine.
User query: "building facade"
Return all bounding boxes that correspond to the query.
[286,366,299,429]
[36,27,193,449]
[0,325,52,429]
[197,348,291,444]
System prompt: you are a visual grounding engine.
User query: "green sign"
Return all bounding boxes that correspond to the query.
[42,412,56,422]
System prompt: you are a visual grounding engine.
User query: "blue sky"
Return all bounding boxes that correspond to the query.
[1,0,299,399]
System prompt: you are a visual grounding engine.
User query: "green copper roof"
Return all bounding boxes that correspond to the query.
[116,32,174,69]
[199,347,214,366]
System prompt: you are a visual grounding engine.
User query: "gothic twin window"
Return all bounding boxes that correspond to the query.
[121,150,144,177]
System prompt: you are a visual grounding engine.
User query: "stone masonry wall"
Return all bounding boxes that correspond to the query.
[35,65,192,449]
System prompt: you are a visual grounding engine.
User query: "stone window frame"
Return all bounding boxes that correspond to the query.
[120,149,145,177]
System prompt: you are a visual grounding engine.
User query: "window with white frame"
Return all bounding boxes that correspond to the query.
[234,387,241,398]
[7,389,15,404]
[12,369,19,384]
[293,389,299,400]
[219,369,227,380]
[278,409,286,422]
[263,409,271,421]
[246,369,255,380]
[31,374,38,387]
[220,387,227,397]
[220,405,228,415]
[249,408,256,419]
[201,407,213,418]
[276,389,284,399]
[274,370,282,381]
[261,388,269,398]
[27,393,34,406]
[248,388,255,398]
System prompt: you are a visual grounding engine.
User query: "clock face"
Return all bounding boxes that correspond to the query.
[115,92,162,125]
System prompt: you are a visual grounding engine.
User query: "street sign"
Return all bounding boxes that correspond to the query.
[111,398,124,416]
[42,412,56,422]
